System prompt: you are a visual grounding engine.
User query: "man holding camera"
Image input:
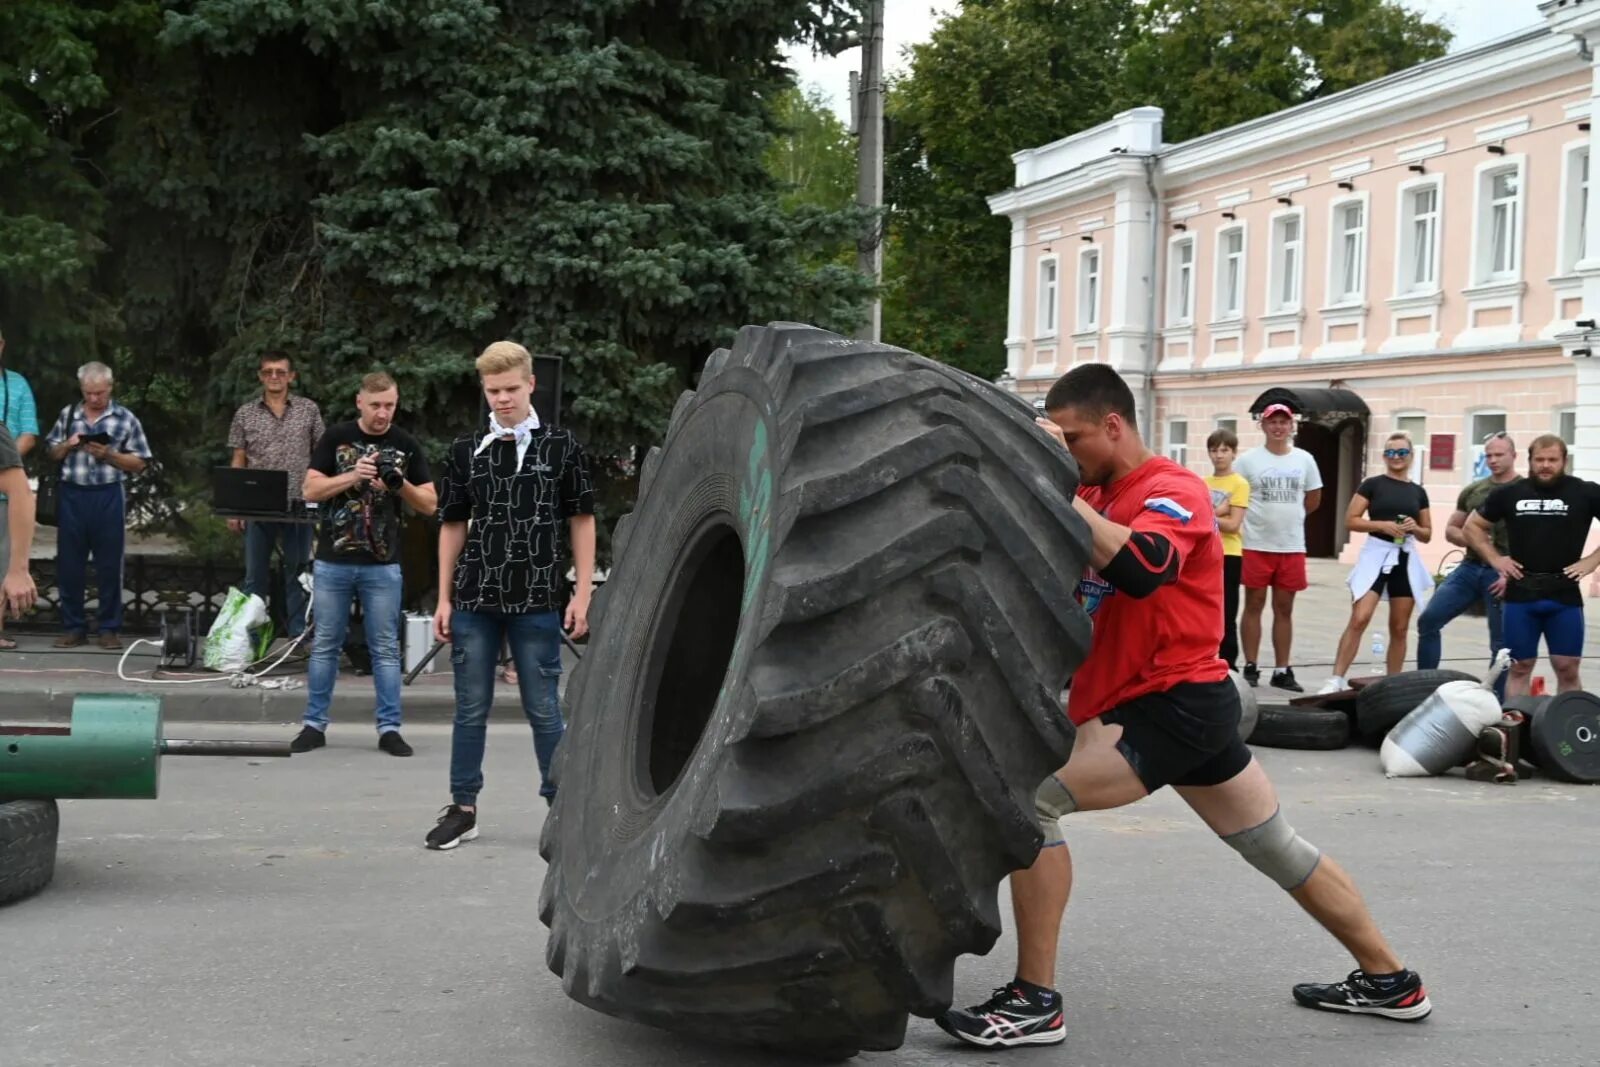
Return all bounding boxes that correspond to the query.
[293,372,436,756]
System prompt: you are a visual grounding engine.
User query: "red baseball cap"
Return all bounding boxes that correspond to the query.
[1260,403,1296,420]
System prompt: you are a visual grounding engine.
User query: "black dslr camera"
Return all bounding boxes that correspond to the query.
[373,451,406,493]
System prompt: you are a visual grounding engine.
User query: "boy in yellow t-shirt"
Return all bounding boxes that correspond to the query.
[1204,428,1250,669]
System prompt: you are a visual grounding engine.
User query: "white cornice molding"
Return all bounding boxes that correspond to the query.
[988,155,1149,217]
[1161,28,1579,182]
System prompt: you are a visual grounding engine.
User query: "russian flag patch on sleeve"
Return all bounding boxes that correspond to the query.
[1142,497,1193,523]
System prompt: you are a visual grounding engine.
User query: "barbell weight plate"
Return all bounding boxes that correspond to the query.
[1528,691,1600,784]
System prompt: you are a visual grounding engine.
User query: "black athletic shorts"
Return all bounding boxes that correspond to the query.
[1099,677,1253,792]
[1366,549,1414,599]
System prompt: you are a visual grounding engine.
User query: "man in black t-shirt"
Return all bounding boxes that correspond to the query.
[292,371,437,756]
[1467,434,1600,697]
[424,341,595,850]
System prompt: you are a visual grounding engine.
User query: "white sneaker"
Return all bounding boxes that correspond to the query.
[1316,676,1347,695]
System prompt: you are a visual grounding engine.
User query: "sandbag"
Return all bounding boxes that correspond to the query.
[1381,651,1511,778]
[203,587,269,672]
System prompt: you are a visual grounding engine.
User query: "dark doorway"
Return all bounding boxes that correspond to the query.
[1294,418,1367,558]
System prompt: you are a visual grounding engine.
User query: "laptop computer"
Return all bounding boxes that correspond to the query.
[212,467,291,517]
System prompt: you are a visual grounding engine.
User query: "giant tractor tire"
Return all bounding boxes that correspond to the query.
[538,324,1094,1056]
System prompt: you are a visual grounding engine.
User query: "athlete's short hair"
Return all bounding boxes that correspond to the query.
[1042,364,1138,429]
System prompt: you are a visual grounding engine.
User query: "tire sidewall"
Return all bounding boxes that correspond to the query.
[553,366,778,922]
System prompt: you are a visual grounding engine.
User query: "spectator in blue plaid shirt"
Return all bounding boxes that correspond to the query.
[44,362,153,649]
[0,325,40,651]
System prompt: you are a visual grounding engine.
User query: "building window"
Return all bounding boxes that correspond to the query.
[1470,411,1508,479]
[1215,226,1245,319]
[1037,257,1059,337]
[1168,237,1195,325]
[1167,419,1189,466]
[1475,163,1524,283]
[1559,406,1577,474]
[1562,145,1589,274]
[1078,247,1101,331]
[1215,416,1237,436]
[1269,213,1303,312]
[1396,413,1427,485]
[1329,199,1366,303]
[1397,182,1441,293]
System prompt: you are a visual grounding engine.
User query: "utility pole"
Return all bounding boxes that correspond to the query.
[852,0,885,342]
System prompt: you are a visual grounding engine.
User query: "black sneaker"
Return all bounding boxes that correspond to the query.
[1271,667,1304,693]
[289,726,326,753]
[935,983,1065,1048]
[1242,662,1260,687]
[378,731,414,757]
[1293,969,1432,1022]
[425,805,478,850]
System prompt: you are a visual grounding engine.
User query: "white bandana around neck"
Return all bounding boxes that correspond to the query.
[474,409,542,469]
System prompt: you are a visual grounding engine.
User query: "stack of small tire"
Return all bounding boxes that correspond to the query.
[0,799,59,906]
[538,324,1095,1057]
[1249,703,1350,750]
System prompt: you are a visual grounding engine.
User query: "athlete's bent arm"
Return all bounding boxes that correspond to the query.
[1464,511,1521,579]
[1443,509,1470,549]
[1071,496,1182,599]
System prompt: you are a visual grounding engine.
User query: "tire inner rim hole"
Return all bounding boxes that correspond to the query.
[641,520,745,798]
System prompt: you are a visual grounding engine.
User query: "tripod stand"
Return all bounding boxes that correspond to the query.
[403,628,583,686]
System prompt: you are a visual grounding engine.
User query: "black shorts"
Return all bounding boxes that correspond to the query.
[1099,678,1253,792]
[1367,550,1414,599]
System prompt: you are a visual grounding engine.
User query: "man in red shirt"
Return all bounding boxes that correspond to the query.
[937,365,1429,1049]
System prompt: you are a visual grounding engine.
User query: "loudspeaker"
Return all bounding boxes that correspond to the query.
[533,355,563,428]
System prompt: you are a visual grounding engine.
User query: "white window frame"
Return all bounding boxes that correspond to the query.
[1036,255,1059,338]
[1214,415,1238,437]
[1326,193,1369,306]
[1166,418,1189,466]
[1213,223,1247,322]
[1471,157,1527,285]
[1266,208,1305,313]
[1394,176,1443,296]
[1077,245,1101,332]
[1468,409,1509,479]
[1167,234,1196,326]
[1558,142,1590,275]
[1394,412,1428,486]
[1558,405,1578,473]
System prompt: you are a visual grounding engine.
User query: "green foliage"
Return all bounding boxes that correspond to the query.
[766,84,857,214]
[882,0,1451,380]
[1,0,872,561]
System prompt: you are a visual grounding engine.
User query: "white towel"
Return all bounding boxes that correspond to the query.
[1347,534,1434,607]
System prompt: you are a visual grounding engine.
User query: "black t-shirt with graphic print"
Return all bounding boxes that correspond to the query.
[1356,475,1430,543]
[308,421,431,566]
[436,426,596,614]
[1478,474,1600,604]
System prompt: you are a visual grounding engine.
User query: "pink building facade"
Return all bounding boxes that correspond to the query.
[989,7,1600,566]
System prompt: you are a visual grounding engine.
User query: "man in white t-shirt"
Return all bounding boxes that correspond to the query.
[1235,404,1323,692]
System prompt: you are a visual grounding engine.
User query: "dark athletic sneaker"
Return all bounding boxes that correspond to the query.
[1271,667,1304,693]
[425,805,478,850]
[378,731,414,757]
[289,726,326,753]
[1242,662,1260,687]
[1293,969,1432,1022]
[936,983,1066,1047]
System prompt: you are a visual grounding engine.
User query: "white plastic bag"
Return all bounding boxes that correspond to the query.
[1380,650,1511,777]
[203,587,269,672]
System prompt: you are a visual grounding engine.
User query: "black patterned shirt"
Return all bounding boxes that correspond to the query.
[437,427,595,614]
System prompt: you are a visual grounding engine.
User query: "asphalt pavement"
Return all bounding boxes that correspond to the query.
[3,721,1595,1067]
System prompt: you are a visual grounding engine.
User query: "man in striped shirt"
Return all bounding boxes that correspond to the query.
[44,362,153,649]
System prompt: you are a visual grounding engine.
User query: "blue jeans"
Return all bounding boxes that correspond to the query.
[302,560,403,734]
[448,609,565,806]
[244,520,313,637]
[57,482,125,635]
[1416,559,1505,696]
